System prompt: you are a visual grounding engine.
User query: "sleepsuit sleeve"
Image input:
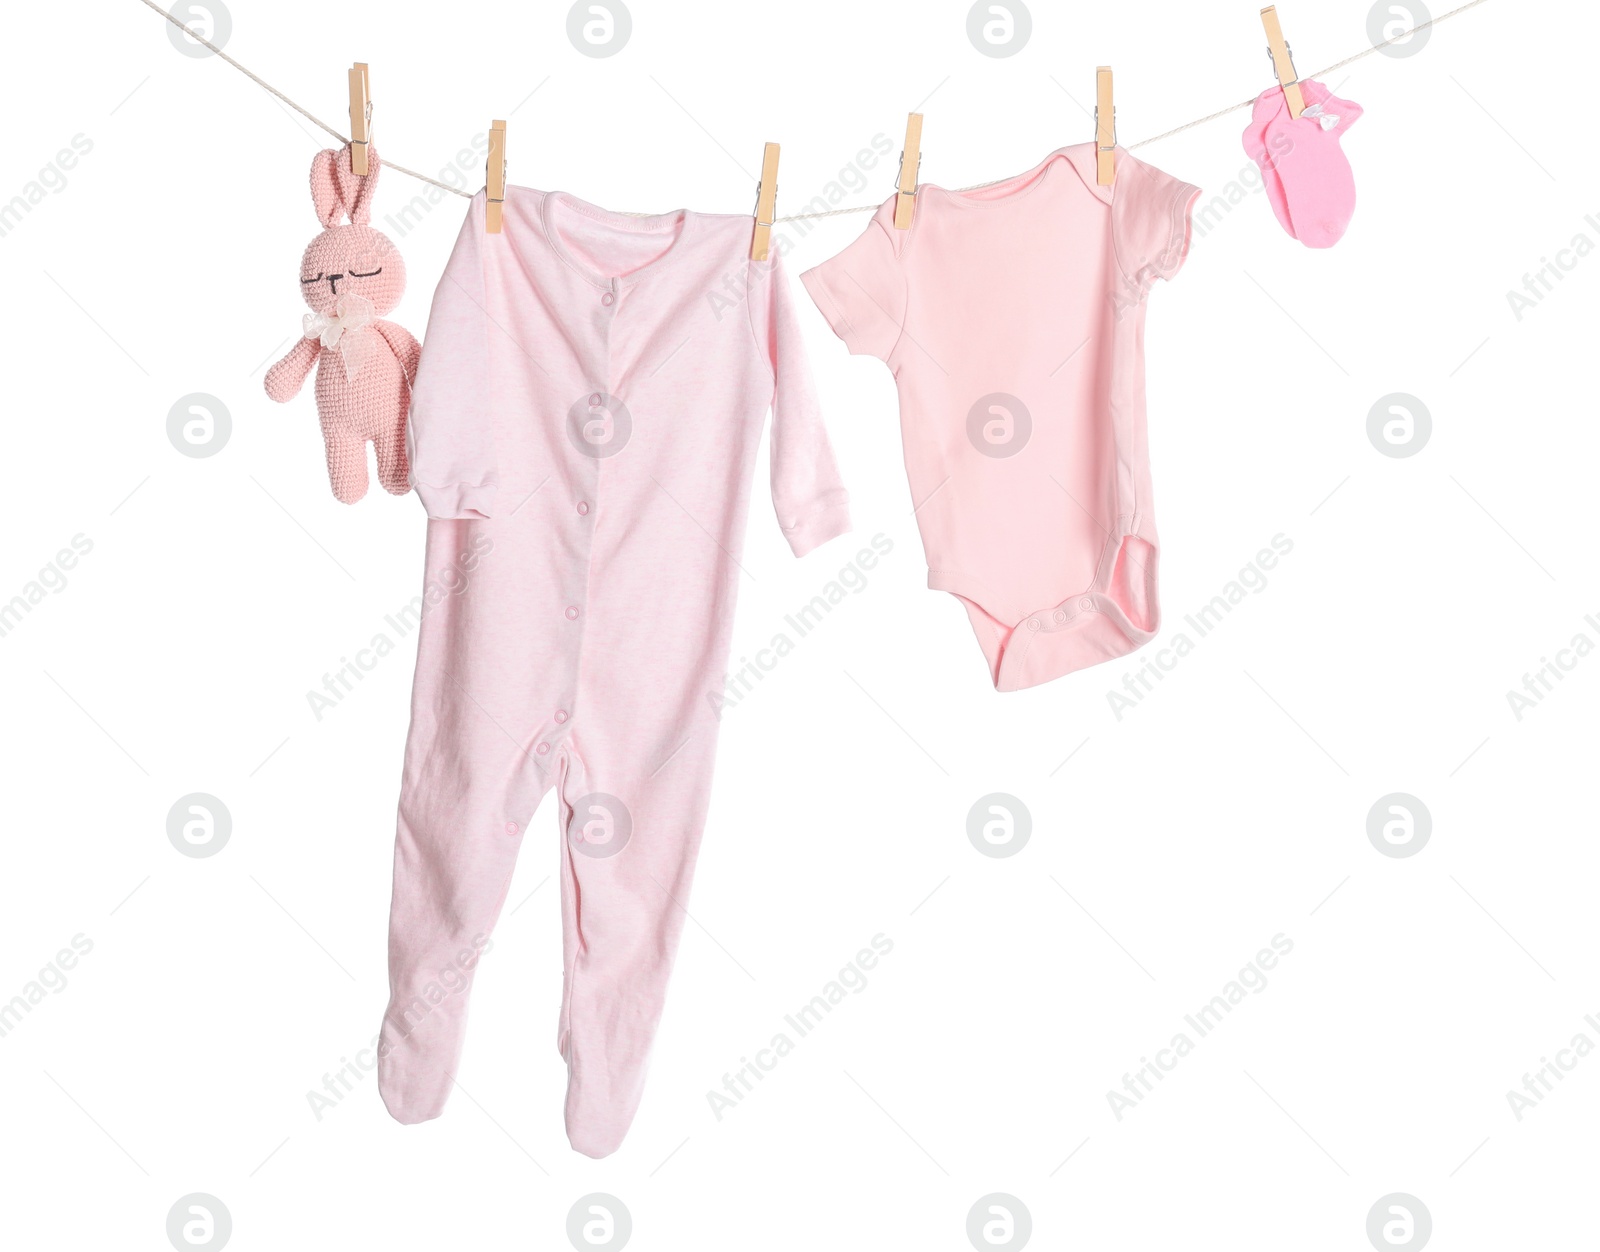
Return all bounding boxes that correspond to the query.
[406,191,498,519]
[751,248,852,557]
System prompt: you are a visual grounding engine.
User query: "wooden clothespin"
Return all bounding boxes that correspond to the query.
[894,113,923,229]
[347,63,372,175]
[486,119,507,234]
[1095,67,1115,186]
[750,142,780,260]
[1260,6,1305,118]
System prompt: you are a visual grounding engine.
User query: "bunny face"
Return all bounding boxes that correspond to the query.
[299,226,407,315]
[298,144,406,315]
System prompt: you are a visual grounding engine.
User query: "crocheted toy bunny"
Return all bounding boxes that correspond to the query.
[265,144,419,503]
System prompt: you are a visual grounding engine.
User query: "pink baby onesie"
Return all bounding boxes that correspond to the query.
[380,188,850,1157]
[803,144,1199,690]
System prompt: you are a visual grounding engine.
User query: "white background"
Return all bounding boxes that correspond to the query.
[2,0,1595,1248]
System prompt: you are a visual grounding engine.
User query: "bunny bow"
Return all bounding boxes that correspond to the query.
[303,294,381,382]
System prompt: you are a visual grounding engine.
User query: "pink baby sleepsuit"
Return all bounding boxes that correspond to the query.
[380,188,849,1157]
[802,144,1199,691]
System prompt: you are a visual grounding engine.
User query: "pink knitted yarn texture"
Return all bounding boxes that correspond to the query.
[264,143,420,503]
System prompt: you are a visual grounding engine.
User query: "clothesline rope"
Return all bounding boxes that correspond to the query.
[134,0,1491,220]
[1124,0,1488,151]
[133,0,463,193]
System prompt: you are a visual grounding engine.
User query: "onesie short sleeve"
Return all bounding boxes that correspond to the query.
[800,205,906,362]
[1112,157,1202,290]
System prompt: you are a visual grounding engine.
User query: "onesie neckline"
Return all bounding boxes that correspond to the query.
[537,189,700,289]
[921,142,1118,212]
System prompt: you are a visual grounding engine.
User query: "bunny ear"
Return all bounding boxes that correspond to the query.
[308,145,380,226]
[309,149,343,226]
[345,143,381,225]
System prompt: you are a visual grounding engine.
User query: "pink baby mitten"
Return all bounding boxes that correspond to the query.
[1242,78,1363,248]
